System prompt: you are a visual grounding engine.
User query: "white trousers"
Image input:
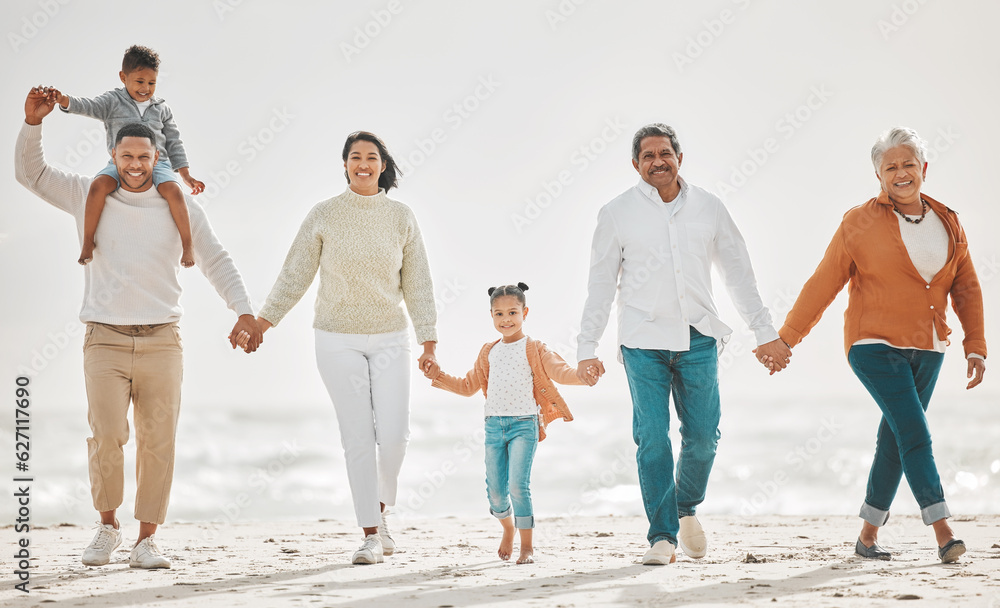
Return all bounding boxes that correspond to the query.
[315,328,411,528]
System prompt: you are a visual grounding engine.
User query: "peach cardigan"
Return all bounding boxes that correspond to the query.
[430,337,583,440]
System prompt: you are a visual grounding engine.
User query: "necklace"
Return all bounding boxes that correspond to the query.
[892,198,927,224]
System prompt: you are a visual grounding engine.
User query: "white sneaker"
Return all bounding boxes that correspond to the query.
[129,535,171,569]
[378,510,396,555]
[81,521,122,566]
[678,515,707,559]
[642,540,677,565]
[352,533,384,565]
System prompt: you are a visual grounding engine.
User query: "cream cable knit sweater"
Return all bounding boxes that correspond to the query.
[258,188,437,344]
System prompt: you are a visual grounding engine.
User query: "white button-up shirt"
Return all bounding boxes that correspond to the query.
[577,177,779,362]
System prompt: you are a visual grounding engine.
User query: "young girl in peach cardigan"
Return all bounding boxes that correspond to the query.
[423,283,598,564]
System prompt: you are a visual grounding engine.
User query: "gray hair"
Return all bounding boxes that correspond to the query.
[632,123,681,163]
[871,127,928,171]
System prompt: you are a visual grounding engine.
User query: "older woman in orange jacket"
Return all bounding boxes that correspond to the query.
[773,127,986,564]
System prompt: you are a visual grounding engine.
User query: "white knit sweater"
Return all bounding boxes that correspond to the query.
[258,188,437,344]
[14,122,254,324]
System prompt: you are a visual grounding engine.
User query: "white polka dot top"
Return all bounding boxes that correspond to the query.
[483,337,538,417]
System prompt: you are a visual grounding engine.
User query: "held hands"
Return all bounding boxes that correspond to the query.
[25,86,60,125]
[967,357,986,390]
[576,358,605,386]
[230,315,268,354]
[753,339,793,375]
[417,341,437,376]
[423,360,441,379]
[178,167,206,195]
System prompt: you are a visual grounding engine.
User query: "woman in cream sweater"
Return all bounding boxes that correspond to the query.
[255,131,437,565]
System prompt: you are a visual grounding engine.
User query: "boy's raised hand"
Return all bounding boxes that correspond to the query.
[586,365,601,385]
[178,167,206,195]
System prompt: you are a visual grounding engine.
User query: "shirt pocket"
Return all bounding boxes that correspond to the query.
[684,222,715,257]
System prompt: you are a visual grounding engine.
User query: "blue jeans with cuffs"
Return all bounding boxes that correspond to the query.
[484,415,538,529]
[848,343,950,527]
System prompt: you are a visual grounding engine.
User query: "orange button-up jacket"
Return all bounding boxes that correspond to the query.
[779,191,986,359]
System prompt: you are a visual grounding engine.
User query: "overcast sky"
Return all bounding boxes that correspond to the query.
[2,0,998,416]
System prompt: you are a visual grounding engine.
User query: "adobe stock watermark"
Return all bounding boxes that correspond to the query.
[875,456,963,548]
[714,85,833,198]
[975,254,1000,286]
[212,0,245,21]
[544,0,588,30]
[396,427,486,517]
[59,126,105,172]
[738,417,843,518]
[346,278,468,394]
[673,0,753,73]
[877,0,930,40]
[15,267,129,379]
[922,126,960,163]
[201,440,304,542]
[340,0,404,62]
[510,117,626,233]
[8,0,73,54]
[200,106,295,206]
[536,448,634,545]
[395,75,501,177]
[717,286,801,375]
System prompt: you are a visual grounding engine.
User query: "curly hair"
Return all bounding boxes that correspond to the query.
[122,45,160,74]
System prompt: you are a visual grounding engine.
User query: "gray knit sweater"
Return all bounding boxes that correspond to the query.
[61,87,189,170]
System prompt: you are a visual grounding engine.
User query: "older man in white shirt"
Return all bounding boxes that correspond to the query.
[576,123,791,565]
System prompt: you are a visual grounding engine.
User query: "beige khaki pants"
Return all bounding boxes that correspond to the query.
[83,322,183,525]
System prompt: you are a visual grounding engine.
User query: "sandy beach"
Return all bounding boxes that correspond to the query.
[3,514,998,607]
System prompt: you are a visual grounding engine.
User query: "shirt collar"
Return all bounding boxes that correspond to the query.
[637,175,688,205]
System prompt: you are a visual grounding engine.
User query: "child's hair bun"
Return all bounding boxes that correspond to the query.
[517,282,529,292]
[487,286,497,297]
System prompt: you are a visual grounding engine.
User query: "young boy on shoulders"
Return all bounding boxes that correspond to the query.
[52,44,204,267]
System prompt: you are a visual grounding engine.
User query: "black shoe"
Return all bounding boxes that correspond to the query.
[855,538,891,560]
[938,539,965,563]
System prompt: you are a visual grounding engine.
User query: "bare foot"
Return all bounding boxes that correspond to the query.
[180,246,195,268]
[498,520,515,561]
[79,242,95,266]
[516,548,534,564]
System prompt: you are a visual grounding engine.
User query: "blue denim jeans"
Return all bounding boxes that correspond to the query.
[484,415,538,529]
[621,328,721,547]
[848,344,950,526]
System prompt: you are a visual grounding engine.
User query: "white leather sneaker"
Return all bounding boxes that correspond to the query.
[378,510,396,555]
[642,540,676,565]
[352,533,384,565]
[678,515,707,559]
[129,535,171,569]
[81,521,122,566]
